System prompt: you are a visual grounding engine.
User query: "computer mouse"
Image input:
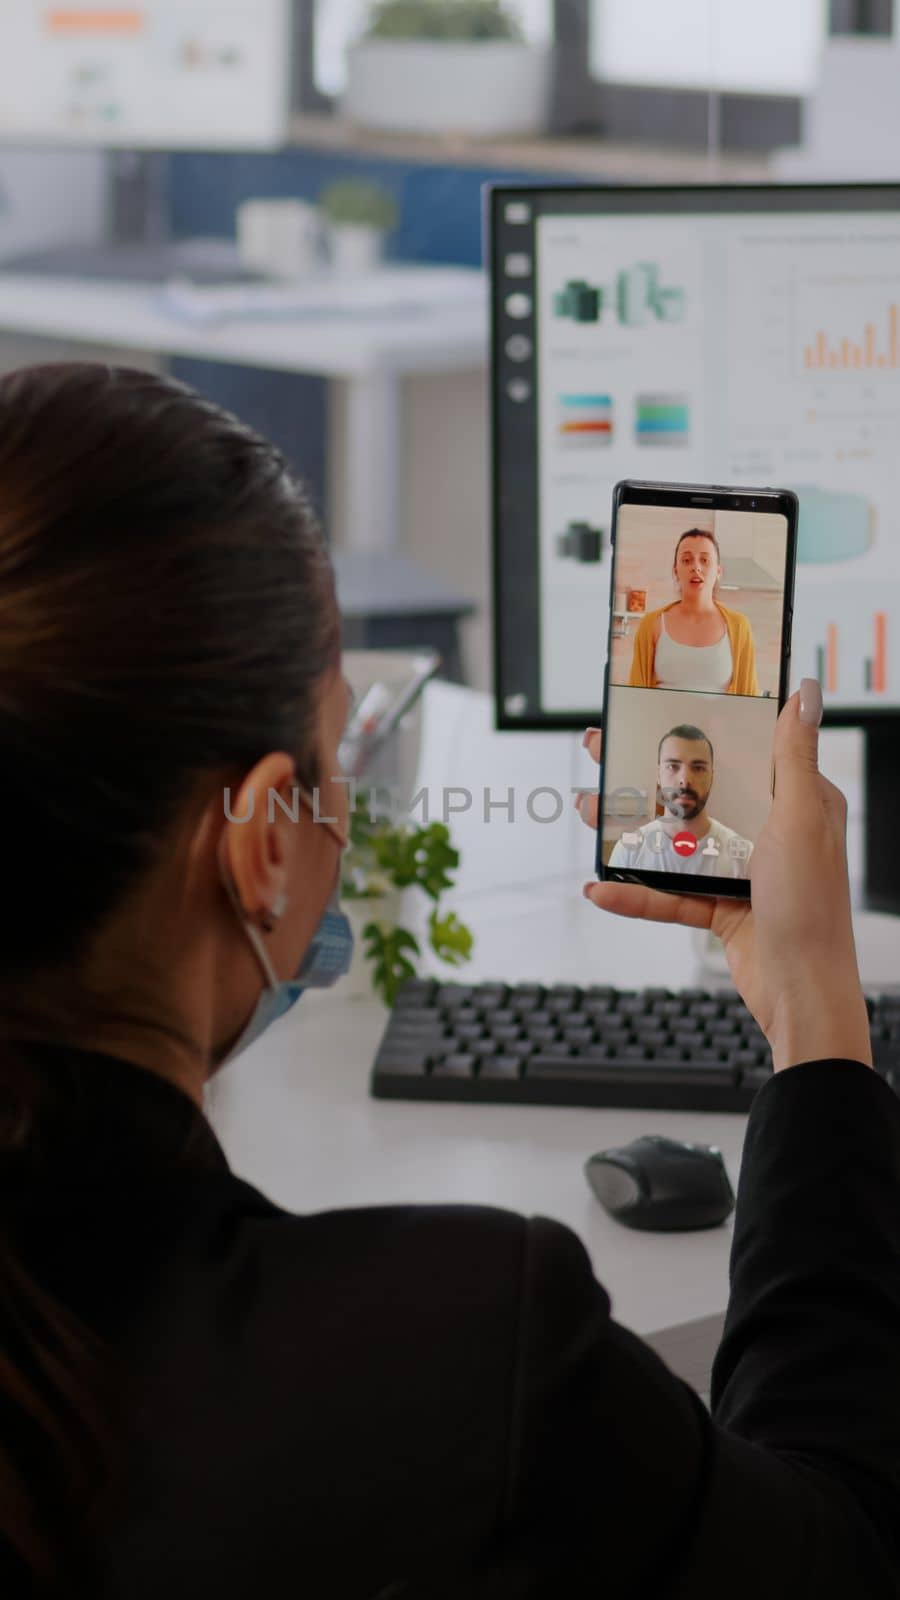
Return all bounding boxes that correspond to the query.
[585,1135,735,1231]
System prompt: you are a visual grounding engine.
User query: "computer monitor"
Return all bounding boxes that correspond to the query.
[0,0,295,149]
[488,182,900,911]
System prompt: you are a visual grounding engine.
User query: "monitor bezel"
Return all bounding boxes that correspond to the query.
[487,180,900,733]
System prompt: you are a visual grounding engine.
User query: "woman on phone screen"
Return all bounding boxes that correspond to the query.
[629,528,760,695]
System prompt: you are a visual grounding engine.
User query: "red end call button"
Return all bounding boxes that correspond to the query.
[672,832,698,858]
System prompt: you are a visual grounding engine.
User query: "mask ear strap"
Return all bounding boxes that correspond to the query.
[218,834,281,991]
[295,784,349,851]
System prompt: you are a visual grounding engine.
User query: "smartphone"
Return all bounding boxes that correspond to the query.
[596,480,798,901]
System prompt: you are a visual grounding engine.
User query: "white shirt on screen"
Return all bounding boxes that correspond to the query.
[654,610,733,692]
[608,817,753,879]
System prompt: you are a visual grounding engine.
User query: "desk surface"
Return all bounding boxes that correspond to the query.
[0,271,488,379]
[205,874,743,1343]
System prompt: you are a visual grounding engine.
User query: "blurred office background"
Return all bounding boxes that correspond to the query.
[1,1,892,690]
[0,0,896,906]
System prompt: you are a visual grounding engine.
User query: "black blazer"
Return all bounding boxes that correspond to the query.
[4,1044,899,1597]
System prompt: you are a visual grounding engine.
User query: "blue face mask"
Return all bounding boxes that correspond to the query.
[217,803,354,1065]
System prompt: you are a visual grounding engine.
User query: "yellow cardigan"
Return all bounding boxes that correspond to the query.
[628,602,760,696]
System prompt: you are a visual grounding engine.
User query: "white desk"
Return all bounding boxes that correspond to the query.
[0,269,488,553]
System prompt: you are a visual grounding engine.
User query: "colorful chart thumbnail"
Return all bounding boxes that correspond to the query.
[557,393,613,447]
[616,263,685,327]
[555,520,603,563]
[553,279,602,323]
[635,393,690,446]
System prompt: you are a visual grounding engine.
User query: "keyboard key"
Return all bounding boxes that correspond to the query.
[526,1053,611,1078]
[392,1008,443,1033]
[479,1055,522,1079]
[596,1027,632,1049]
[741,1065,773,1092]
[470,1038,499,1058]
[473,985,508,1007]
[394,979,435,1008]
[374,1051,430,1076]
[542,1041,573,1057]
[653,999,685,1018]
[437,985,474,1007]
[546,993,577,1013]
[583,997,614,1016]
[673,1030,704,1051]
[489,1009,516,1026]
[490,1025,522,1043]
[510,993,542,1013]
[563,1026,594,1046]
[454,1024,483,1043]
[432,1054,475,1078]
[526,1056,738,1088]
[528,1026,559,1046]
[618,996,648,1015]
[507,1038,536,1058]
[454,1007,480,1025]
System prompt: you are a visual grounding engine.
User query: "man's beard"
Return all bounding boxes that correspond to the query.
[660,785,707,821]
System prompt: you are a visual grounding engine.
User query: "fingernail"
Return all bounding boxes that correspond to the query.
[582,881,595,898]
[582,727,600,749]
[799,678,823,727]
[573,791,583,812]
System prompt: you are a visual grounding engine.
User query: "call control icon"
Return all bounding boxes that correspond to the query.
[673,832,698,858]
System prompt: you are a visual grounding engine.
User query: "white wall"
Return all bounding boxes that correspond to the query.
[0,148,107,261]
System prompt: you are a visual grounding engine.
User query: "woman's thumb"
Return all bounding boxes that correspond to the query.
[772,679,823,808]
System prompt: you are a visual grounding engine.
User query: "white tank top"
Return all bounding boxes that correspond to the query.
[654,609,733,692]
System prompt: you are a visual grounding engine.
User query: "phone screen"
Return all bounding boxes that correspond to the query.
[598,483,797,900]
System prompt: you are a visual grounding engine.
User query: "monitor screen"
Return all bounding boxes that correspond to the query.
[0,0,293,150]
[489,183,900,729]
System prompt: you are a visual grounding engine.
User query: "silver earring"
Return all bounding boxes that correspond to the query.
[259,889,288,934]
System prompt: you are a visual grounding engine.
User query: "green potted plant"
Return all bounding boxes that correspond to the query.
[319,177,399,277]
[341,798,474,1006]
[343,0,551,137]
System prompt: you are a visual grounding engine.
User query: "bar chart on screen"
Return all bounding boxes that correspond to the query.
[796,590,893,703]
[798,279,900,376]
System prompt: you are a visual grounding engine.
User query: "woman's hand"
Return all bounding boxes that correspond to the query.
[578,680,872,1073]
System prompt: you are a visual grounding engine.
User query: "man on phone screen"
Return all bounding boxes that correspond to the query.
[609,725,753,879]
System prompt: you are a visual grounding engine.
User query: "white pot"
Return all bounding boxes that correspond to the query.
[329,222,384,279]
[343,41,551,137]
[342,889,403,1000]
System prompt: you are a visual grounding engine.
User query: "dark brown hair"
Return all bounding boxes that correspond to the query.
[0,363,340,1587]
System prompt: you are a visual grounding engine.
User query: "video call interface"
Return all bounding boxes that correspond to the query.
[599,501,789,883]
[491,186,900,727]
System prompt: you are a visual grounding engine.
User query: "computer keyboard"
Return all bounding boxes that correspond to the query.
[370,979,900,1113]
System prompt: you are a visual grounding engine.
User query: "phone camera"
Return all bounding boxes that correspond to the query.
[750,498,757,508]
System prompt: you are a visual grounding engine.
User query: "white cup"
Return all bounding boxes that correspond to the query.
[236,198,322,279]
